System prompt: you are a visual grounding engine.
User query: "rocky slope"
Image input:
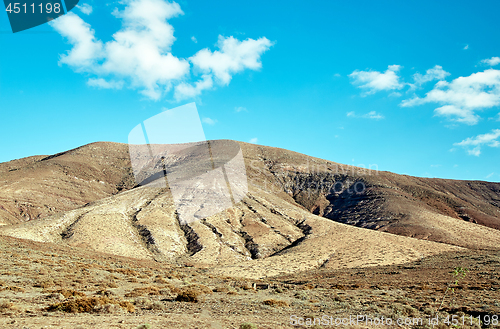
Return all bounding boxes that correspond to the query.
[1,141,500,279]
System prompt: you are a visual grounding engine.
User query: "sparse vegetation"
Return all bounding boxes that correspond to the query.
[0,300,17,312]
[263,299,289,307]
[437,266,469,311]
[175,287,202,302]
[0,143,499,328]
[45,289,85,298]
[136,325,151,329]
[126,287,155,297]
[47,296,135,313]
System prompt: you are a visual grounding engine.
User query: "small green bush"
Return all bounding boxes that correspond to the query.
[240,323,258,329]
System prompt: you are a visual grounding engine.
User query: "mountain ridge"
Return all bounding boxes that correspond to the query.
[1,140,499,279]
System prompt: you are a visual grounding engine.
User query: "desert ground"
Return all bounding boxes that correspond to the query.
[1,141,499,328]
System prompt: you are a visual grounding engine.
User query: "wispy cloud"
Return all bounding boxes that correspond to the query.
[77,3,93,15]
[481,57,500,67]
[410,65,450,89]
[464,44,469,50]
[346,111,384,120]
[486,172,496,179]
[191,36,197,43]
[87,78,124,89]
[349,65,404,95]
[235,106,247,112]
[401,69,500,125]
[202,117,217,125]
[173,75,213,100]
[454,128,500,156]
[50,0,272,101]
[249,137,258,143]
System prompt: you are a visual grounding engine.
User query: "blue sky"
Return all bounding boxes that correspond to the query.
[1,0,500,182]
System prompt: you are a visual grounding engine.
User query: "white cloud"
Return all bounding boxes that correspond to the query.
[202,117,217,125]
[87,78,124,89]
[77,3,93,15]
[235,106,247,112]
[481,57,500,67]
[464,44,469,50]
[174,36,273,100]
[401,69,500,125]
[411,65,450,87]
[349,65,404,95]
[454,129,500,156]
[191,36,197,43]
[249,137,258,143]
[51,0,272,101]
[346,110,384,120]
[190,36,273,85]
[174,74,213,100]
[433,105,480,125]
[50,13,103,68]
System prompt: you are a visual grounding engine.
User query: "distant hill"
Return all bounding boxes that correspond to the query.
[1,141,499,279]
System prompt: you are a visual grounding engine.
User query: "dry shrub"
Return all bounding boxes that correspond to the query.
[34,279,54,289]
[45,293,65,300]
[153,276,169,284]
[174,284,213,303]
[45,289,85,298]
[118,300,135,313]
[96,289,115,297]
[263,299,289,307]
[188,284,213,295]
[0,300,17,312]
[294,291,308,300]
[108,268,139,276]
[125,286,161,297]
[167,285,181,295]
[134,298,165,311]
[47,296,134,313]
[166,272,180,279]
[4,286,25,293]
[94,303,126,314]
[176,289,200,303]
[100,281,118,289]
[213,286,229,293]
[237,281,254,290]
[392,304,418,317]
[353,283,368,289]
